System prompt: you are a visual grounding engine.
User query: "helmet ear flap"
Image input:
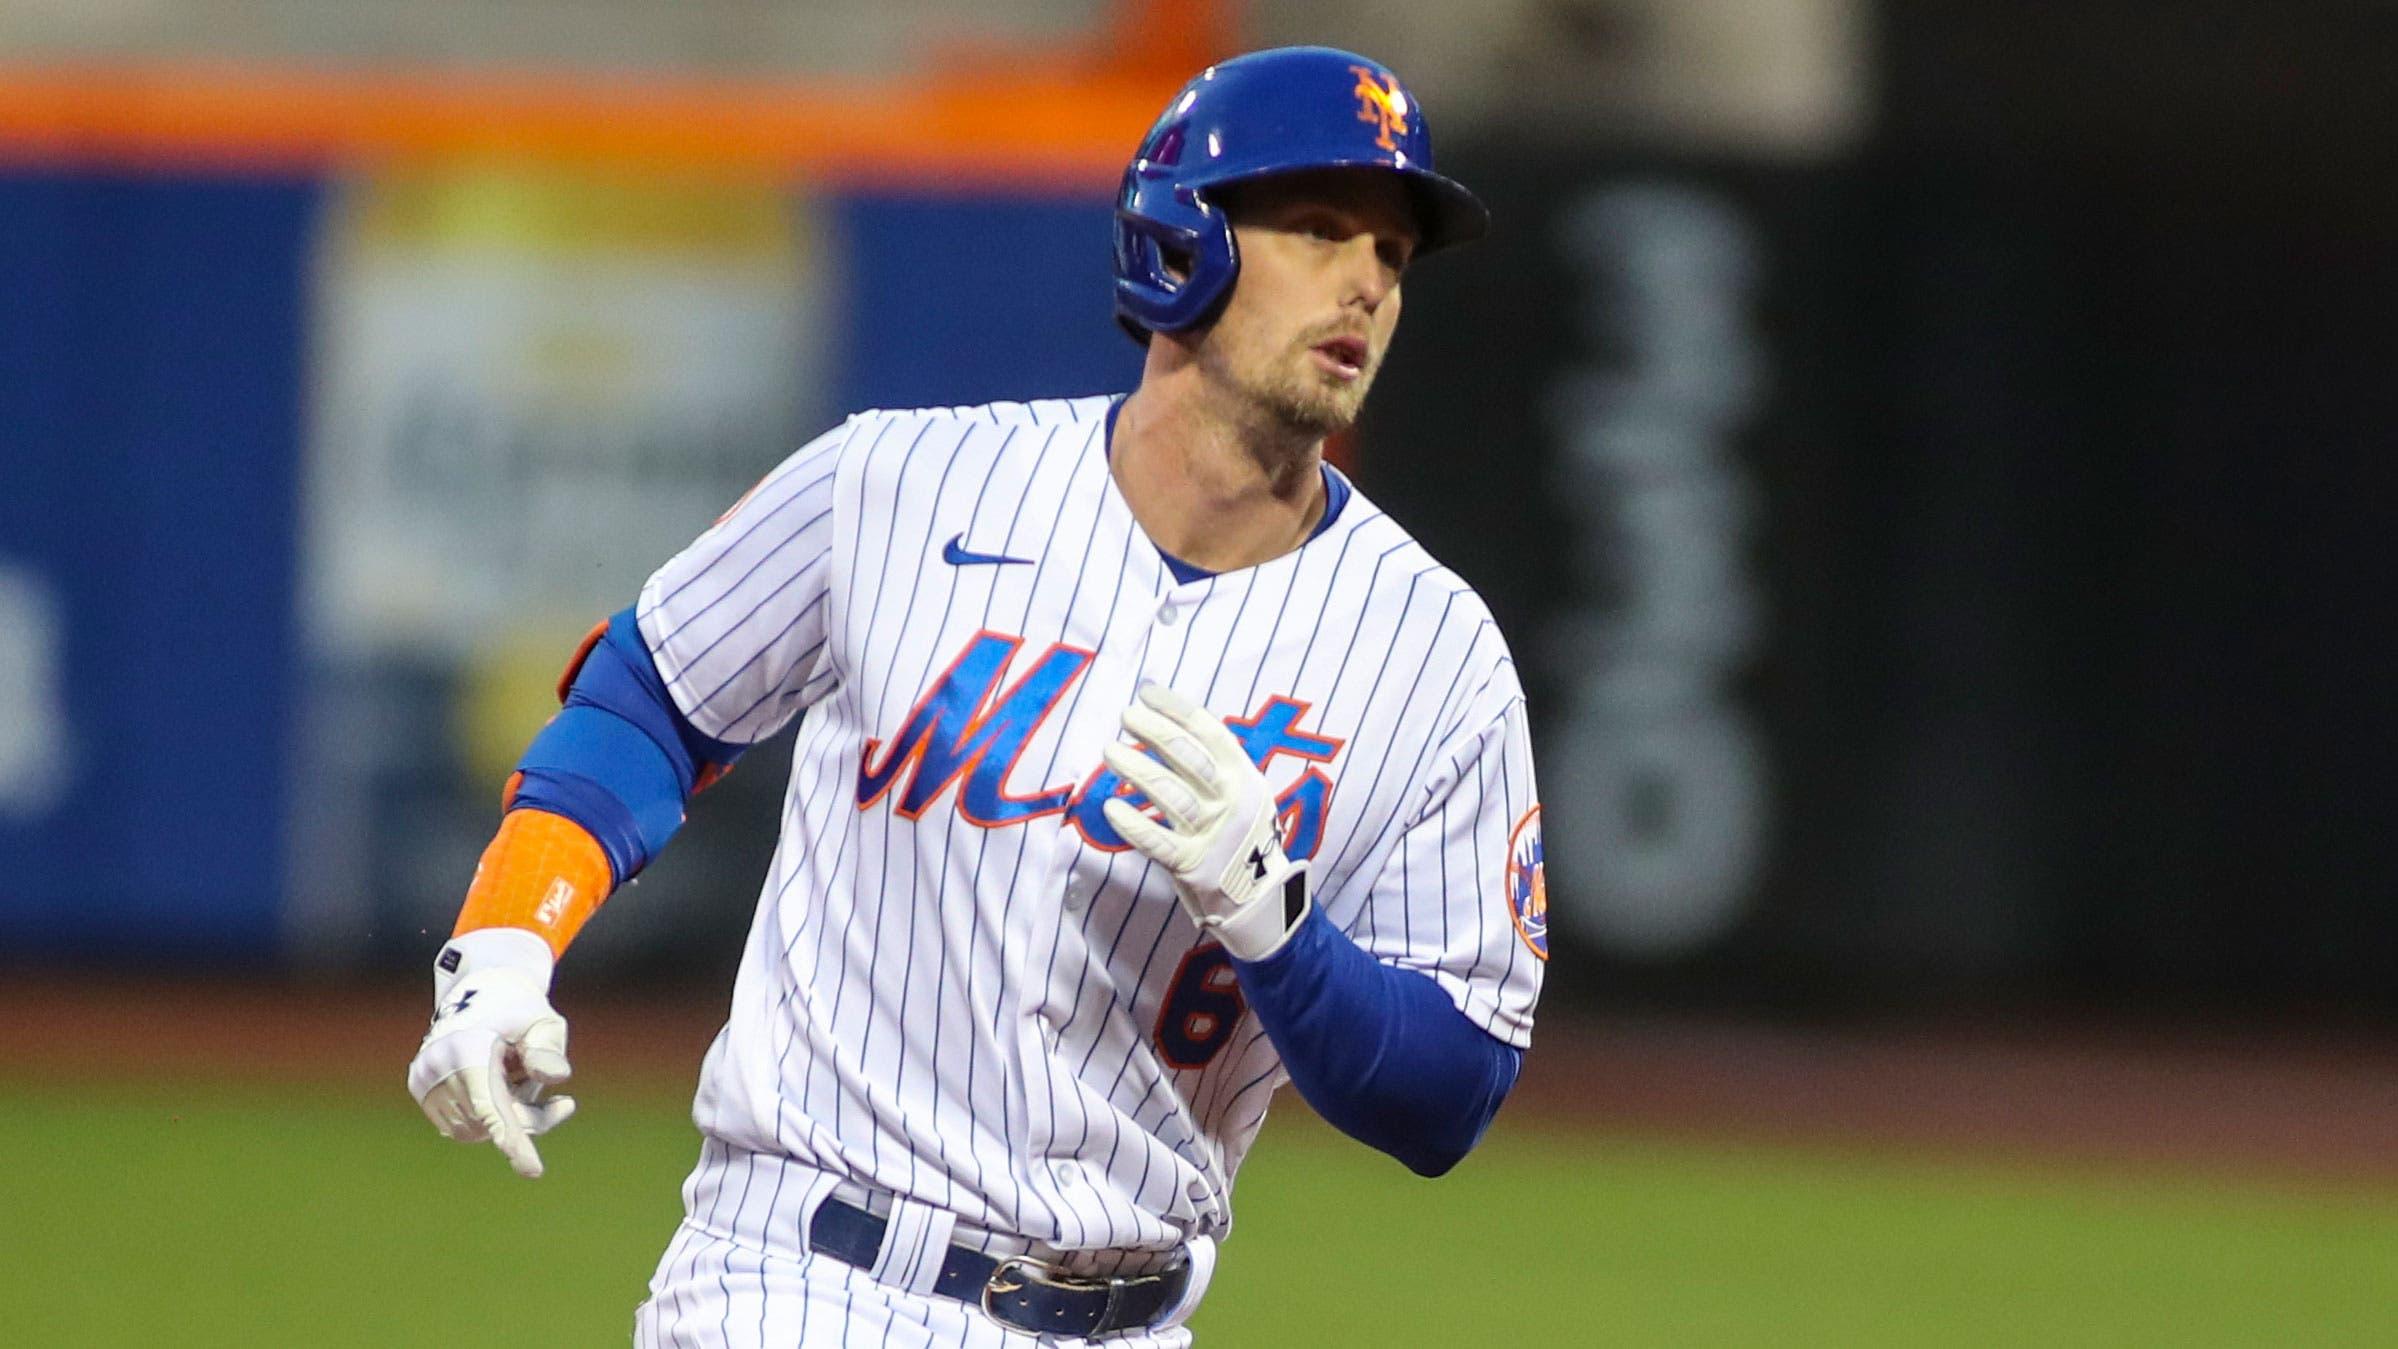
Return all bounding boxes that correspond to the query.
[1111,196,1239,340]
[1156,241,1195,285]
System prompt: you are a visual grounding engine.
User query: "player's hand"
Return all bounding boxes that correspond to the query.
[405,928,577,1179]
[1102,683,1310,961]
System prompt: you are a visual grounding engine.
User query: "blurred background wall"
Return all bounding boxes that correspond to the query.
[2,0,2391,1021]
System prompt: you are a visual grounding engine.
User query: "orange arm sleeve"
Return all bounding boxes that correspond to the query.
[449,618,619,959]
[452,805,615,960]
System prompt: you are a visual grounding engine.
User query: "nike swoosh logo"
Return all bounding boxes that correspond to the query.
[942,534,1033,567]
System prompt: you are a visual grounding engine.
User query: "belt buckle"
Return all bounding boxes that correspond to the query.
[980,1256,1125,1330]
[979,1255,1032,1319]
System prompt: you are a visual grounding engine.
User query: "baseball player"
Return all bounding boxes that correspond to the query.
[406,46,1545,1346]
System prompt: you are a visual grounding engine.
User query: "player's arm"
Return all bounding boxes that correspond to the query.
[1103,686,1539,1177]
[406,416,858,1176]
[1221,907,1520,1177]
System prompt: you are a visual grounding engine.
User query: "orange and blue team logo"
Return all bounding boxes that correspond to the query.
[1505,806,1547,960]
[1349,66,1409,152]
[858,630,1343,859]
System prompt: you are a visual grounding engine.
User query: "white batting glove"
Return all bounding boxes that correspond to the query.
[405,927,577,1179]
[1102,683,1311,961]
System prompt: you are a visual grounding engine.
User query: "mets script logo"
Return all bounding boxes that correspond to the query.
[1506,806,1547,960]
[1350,66,1410,152]
[857,630,1342,858]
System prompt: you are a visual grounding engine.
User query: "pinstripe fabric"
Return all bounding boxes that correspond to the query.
[632,396,1540,1333]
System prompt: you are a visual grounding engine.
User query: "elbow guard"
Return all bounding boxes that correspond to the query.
[508,608,741,882]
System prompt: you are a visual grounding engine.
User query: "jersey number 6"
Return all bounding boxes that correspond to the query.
[1155,944,1246,1070]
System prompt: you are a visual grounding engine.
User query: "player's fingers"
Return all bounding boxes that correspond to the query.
[415,1073,452,1132]
[477,1040,546,1179]
[408,1026,485,1105]
[420,1075,486,1141]
[492,1123,545,1179]
[1137,683,1241,765]
[455,1068,505,1145]
[517,1015,573,1086]
[1102,739,1199,820]
[1136,681,1207,722]
[1122,698,1220,789]
[459,1061,508,1140]
[1104,797,1194,870]
[521,1094,577,1137]
[1103,742,1204,829]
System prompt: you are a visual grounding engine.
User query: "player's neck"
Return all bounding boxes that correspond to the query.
[1112,381,1327,574]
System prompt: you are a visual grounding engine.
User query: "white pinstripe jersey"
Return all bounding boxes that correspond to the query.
[636,393,1542,1260]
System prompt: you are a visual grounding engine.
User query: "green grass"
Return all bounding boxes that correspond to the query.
[5,1078,2393,1347]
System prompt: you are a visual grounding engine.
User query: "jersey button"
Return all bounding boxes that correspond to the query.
[1052,1160,1082,1186]
[1156,604,1181,628]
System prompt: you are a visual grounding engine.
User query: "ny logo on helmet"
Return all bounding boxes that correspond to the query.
[1349,66,1410,152]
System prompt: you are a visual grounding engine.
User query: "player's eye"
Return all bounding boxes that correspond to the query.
[1285,210,1345,242]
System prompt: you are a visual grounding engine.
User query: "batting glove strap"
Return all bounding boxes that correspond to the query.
[431,926,556,1004]
[1206,865,1311,963]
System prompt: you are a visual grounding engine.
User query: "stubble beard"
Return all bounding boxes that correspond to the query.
[1230,336,1379,445]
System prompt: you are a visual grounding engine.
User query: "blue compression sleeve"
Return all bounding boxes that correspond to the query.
[509,607,740,883]
[1232,904,1524,1177]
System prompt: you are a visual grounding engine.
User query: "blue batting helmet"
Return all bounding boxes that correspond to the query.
[1112,46,1489,342]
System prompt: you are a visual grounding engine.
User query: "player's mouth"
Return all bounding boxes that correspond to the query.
[1310,335,1370,381]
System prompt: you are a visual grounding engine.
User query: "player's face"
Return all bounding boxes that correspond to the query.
[1202,169,1419,439]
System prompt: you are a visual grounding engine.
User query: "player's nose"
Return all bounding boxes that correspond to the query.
[1332,234,1397,311]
